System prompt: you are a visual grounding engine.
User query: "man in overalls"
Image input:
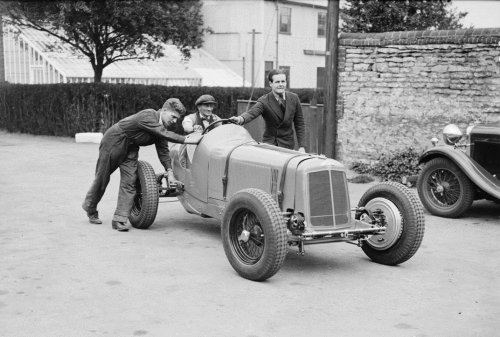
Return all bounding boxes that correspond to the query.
[82,98,202,231]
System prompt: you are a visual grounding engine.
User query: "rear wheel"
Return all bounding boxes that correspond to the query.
[417,157,474,218]
[129,160,159,229]
[222,189,287,281]
[357,182,425,265]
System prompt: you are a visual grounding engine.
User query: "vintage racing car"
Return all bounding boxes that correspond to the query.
[416,122,500,218]
[129,120,425,281]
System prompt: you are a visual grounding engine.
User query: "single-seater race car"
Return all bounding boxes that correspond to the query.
[129,120,425,281]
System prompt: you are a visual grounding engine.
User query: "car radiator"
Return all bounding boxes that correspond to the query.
[308,170,350,228]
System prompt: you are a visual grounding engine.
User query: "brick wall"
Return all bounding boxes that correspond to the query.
[336,28,500,164]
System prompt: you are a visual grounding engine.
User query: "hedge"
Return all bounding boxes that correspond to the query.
[0,83,324,137]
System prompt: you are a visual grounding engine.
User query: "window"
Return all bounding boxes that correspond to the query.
[318,12,327,37]
[279,7,291,34]
[264,61,273,88]
[317,67,325,88]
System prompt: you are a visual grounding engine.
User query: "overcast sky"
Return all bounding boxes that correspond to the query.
[452,0,500,28]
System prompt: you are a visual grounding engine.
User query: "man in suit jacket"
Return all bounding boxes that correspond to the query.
[230,69,306,152]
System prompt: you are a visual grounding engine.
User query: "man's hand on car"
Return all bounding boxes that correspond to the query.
[165,170,184,190]
[184,133,203,144]
[229,116,244,125]
[298,147,306,153]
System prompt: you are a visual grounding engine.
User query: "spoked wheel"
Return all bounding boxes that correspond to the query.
[229,211,265,264]
[129,160,159,229]
[417,157,474,218]
[357,182,425,265]
[222,188,287,281]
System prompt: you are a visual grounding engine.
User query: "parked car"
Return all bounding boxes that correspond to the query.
[129,120,425,281]
[417,122,500,218]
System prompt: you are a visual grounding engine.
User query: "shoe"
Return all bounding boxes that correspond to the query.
[87,211,102,224]
[112,220,130,232]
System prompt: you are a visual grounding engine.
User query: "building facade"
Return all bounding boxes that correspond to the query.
[201,0,328,88]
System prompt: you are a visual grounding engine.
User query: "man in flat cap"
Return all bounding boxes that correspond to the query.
[182,94,222,134]
[82,98,202,232]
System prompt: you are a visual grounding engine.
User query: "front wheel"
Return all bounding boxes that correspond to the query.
[357,182,425,265]
[417,157,474,218]
[222,189,287,281]
[129,160,159,229]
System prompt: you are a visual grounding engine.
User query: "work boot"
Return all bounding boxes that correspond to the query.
[82,203,102,224]
[88,212,102,225]
[112,220,130,232]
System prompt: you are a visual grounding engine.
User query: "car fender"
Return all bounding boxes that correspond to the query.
[419,147,500,199]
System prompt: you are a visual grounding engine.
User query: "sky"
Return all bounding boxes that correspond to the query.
[323,0,500,29]
[452,0,500,28]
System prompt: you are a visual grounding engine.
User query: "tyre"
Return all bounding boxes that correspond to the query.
[129,160,159,229]
[357,182,425,265]
[417,157,474,218]
[222,188,287,281]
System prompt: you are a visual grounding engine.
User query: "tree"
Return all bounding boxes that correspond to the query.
[2,0,210,82]
[341,0,469,33]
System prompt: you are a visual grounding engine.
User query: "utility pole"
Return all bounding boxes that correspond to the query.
[276,1,279,68]
[323,0,340,159]
[248,29,262,87]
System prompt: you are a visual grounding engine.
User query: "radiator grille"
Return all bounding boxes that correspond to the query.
[308,170,349,227]
[331,171,349,225]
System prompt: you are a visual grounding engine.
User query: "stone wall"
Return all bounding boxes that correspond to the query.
[336,28,500,164]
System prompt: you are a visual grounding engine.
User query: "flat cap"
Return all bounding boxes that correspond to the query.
[195,94,217,106]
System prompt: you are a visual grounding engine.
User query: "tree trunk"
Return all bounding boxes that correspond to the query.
[93,65,103,83]
[91,56,104,82]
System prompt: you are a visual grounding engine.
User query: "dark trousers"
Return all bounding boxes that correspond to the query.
[83,125,139,222]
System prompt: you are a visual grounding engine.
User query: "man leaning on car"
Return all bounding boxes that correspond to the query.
[82,98,203,232]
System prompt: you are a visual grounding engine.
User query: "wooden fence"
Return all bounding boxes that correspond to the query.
[236,100,325,154]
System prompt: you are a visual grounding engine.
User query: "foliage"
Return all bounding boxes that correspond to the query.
[0,83,321,137]
[350,147,424,182]
[348,175,375,184]
[341,0,469,33]
[3,0,209,82]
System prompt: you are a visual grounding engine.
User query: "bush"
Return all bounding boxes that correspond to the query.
[350,147,424,182]
[0,83,323,137]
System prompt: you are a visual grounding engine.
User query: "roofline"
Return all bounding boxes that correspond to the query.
[17,30,69,78]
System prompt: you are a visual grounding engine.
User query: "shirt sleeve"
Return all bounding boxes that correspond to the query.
[137,112,186,143]
[182,116,194,134]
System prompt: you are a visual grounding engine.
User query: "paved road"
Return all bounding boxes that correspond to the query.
[1,131,499,337]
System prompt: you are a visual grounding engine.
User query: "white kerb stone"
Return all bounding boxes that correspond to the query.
[75,132,103,144]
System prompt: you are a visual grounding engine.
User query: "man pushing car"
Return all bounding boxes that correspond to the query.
[82,98,203,232]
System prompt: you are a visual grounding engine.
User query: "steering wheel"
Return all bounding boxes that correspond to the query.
[201,118,237,135]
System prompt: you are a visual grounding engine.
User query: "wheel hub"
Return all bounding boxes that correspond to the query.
[364,198,403,250]
[238,230,250,243]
